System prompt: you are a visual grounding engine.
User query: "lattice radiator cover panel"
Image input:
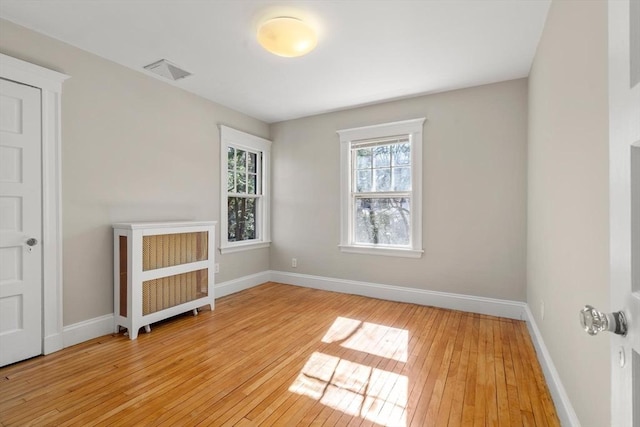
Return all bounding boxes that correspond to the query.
[142,269,208,315]
[143,232,208,270]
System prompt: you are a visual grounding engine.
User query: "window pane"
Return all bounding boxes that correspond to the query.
[356,148,372,169]
[227,171,235,192]
[391,142,411,166]
[248,173,257,194]
[373,146,390,168]
[228,197,237,240]
[248,152,257,173]
[227,197,256,242]
[393,167,411,191]
[236,149,246,171]
[356,170,372,192]
[227,147,235,169]
[354,198,410,246]
[236,172,246,194]
[374,168,391,191]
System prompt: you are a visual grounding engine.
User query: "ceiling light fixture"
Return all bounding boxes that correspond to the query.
[257,17,317,58]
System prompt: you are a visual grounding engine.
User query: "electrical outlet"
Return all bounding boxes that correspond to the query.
[292,258,297,268]
[215,263,220,274]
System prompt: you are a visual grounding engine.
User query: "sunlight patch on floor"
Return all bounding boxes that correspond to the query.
[290,316,409,426]
[289,352,408,425]
[321,316,408,362]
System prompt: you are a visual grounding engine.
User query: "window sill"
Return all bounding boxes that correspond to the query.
[338,244,423,258]
[220,241,271,254]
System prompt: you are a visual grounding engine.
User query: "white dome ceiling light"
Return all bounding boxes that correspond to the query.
[257,17,317,58]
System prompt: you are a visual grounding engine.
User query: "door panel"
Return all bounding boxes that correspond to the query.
[610,0,640,425]
[0,78,42,367]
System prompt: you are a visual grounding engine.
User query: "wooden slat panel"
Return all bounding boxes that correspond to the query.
[142,232,208,271]
[0,283,560,426]
[142,270,208,315]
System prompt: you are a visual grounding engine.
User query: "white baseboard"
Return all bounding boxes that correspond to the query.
[62,313,114,348]
[523,305,580,427]
[215,271,272,298]
[270,270,527,320]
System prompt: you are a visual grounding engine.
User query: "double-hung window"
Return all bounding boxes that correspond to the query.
[220,125,271,253]
[337,118,425,258]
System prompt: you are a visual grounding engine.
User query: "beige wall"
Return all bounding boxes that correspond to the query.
[271,79,528,301]
[527,1,610,426]
[0,19,270,325]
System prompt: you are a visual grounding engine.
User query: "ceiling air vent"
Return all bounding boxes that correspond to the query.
[143,59,192,81]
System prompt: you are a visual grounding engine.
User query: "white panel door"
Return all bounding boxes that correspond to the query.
[609,0,640,425]
[0,78,42,366]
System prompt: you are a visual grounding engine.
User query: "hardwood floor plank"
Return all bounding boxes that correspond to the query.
[0,283,559,427]
[500,320,523,427]
[444,313,473,427]
[422,311,462,427]
[484,318,499,427]
[473,318,488,426]
[406,309,451,426]
[515,321,559,427]
[506,320,532,415]
[493,320,509,427]
[461,313,480,425]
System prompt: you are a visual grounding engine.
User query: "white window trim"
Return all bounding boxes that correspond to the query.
[337,118,425,258]
[219,125,271,254]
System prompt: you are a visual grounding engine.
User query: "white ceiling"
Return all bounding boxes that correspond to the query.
[0,0,550,123]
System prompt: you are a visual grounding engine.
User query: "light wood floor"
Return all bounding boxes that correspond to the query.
[0,282,559,426]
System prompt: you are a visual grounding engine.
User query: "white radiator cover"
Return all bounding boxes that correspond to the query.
[112,220,216,339]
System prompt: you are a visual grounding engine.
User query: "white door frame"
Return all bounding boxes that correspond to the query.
[0,53,68,355]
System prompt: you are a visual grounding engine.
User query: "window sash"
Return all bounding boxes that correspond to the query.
[228,147,262,196]
[351,140,412,194]
[351,195,413,248]
[227,195,260,242]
